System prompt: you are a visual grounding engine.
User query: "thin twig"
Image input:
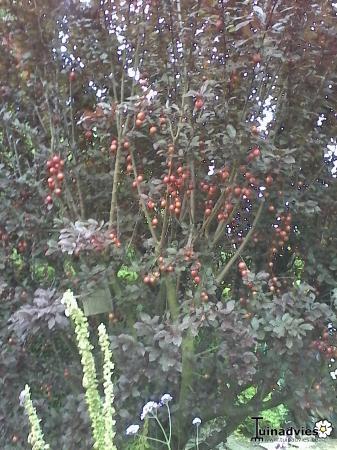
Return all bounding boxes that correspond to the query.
[215,199,265,284]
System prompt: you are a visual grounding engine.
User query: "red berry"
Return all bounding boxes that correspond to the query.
[52,155,60,164]
[137,111,146,121]
[195,98,204,110]
[69,71,77,82]
[85,130,93,140]
[252,53,261,64]
[215,19,223,31]
[149,126,157,135]
[57,172,64,181]
[252,147,260,158]
[234,187,242,197]
[221,171,229,180]
[194,276,201,284]
[54,188,62,196]
[45,195,53,204]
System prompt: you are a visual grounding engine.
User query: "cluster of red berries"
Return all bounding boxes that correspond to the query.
[108,311,121,324]
[238,261,249,279]
[217,167,230,182]
[45,155,65,205]
[108,230,121,248]
[135,110,165,132]
[110,138,118,155]
[311,330,337,359]
[158,256,175,273]
[126,154,133,173]
[270,213,292,257]
[246,146,261,162]
[146,199,155,210]
[274,213,292,244]
[200,181,217,195]
[203,198,214,217]
[190,261,201,284]
[17,239,27,253]
[132,173,144,189]
[135,111,146,128]
[162,161,190,215]
[143,271,160,285]
[243,169,260,187]
[268,276,282,294]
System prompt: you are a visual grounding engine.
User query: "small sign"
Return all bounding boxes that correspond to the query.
[81,283,112,316]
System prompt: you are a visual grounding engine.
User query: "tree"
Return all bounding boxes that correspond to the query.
[1,0,337,448]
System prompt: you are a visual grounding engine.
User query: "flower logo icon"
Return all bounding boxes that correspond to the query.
[314,420,333,438]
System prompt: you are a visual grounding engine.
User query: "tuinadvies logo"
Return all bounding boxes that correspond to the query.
[250,416,333,442]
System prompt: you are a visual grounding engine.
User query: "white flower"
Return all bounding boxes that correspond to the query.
[19,389,26,407]
[192,417,202,426]
[160,394,173,405]
[61,290,78,317]
[140,401,159,420]
[126,424,140,436]
[314,419,333,438]
[330,369,337,380]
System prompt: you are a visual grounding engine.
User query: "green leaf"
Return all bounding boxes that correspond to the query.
[251,317,260,331]
[284,156,296,164]
[226,124,237,139]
